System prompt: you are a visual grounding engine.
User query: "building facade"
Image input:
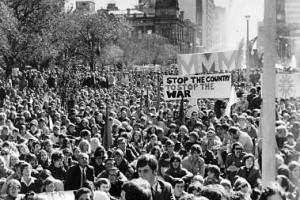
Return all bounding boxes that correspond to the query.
[109,0,196,54]
[75,0,95,13]
[257,0,300,67]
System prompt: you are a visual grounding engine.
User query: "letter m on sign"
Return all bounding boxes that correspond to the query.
[218,50,241,71]
[200,53,219,73]
[177,54,199,75]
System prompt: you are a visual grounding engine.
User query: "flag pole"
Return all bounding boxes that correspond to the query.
[261,0,276,187]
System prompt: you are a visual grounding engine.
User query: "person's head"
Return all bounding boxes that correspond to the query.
[165,140,175,153]
[190,144,202,159]
[78,139,91,154]
[104,158,115,170]
[220,179,232,194]
[120,178,152,200]
[95,178,111,193]
[74,187,92,200]
[51,151,64,168]
[113,149,124,164]
[172,178,185,197]
[149,134,157,144]
[170,155,182,169]
[39,149,48,162]
[73,147,81,160]
[107,167,120,184]
[189,131,199,142]
[228,126,240,141]
[187,182,203,197]
[200,185,228,200]
[206,164,221,179]
[117,137,127,151]
[276,175,293,192]
[6,179,21,197]
[232,142,243,156]
[78,152,89,167]
[136,154,158,185]
[288,161,300,180]
[21,162,32,178]
[179,125,188,134]
[150,146,161,160]
[259,183,286,200]
[233,177,250,194]
[243,153,255,169]
[43,177,56,192]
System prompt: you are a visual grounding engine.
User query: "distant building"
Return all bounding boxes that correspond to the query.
[211,6,226,51]
[108,0,196,54]
[257,0,300,67]
[75,0,95,13]
[106,3,118,11]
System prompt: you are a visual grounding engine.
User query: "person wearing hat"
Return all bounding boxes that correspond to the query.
[90,148,106,177]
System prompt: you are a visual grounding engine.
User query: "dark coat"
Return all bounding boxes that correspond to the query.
[64,164,95,190]
[237,166,261,188]
[152,179,175,200]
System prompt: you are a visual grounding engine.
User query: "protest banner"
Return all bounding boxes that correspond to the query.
[163,73,231,101]
[177,50,242,75]
[276,73,300,99]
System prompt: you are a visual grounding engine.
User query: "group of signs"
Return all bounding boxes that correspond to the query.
[162,51,300,101]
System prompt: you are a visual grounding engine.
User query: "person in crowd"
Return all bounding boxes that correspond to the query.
[19,162,40,194]
[48,151,66,181]
[225,142,246,184]
[203,164,222,186]
[74,187,94,200]
[120,178,152,200]
[182,144,205,176]
[113,149,134,179]
[64,152,95,190]
[136,154,175,200]
[233,177,252,200]
[164,155,193,185]
[228,126,253,154]
[237,153,261,189]
[172,178,191,200]
[95,178,117,200]
[159,140,177,168]
[4,179,22,200]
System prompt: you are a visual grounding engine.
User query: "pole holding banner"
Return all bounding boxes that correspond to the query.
[262,0,276,187]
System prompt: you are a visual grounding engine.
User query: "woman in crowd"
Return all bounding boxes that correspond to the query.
[237,153,261,190]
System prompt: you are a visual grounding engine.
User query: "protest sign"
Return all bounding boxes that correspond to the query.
[177,50,242,75]
[163,73,231,101]
[276,73,300,99]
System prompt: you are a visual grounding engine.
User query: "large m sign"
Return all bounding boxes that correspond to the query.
[178,50,242,75]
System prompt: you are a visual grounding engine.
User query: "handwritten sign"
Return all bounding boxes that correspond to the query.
[163,73,232,100]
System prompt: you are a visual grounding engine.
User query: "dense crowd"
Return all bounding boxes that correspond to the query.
[0,67,298,200]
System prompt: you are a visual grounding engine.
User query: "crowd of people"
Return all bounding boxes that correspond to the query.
[0,66,298,200]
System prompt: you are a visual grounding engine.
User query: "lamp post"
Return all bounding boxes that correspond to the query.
[245,15,250,83]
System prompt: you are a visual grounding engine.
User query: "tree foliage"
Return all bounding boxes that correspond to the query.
[119,33,177,66]
[0,0,176,72]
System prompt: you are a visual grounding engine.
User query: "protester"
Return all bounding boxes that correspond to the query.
[0,66,298,200]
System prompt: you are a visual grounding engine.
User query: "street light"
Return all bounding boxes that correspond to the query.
[245,15,250,82]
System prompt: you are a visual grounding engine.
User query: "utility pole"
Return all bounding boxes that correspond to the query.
[262,0,276,187]
[245,15,250,83]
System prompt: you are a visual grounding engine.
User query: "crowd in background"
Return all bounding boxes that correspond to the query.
[0,66,298,200]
